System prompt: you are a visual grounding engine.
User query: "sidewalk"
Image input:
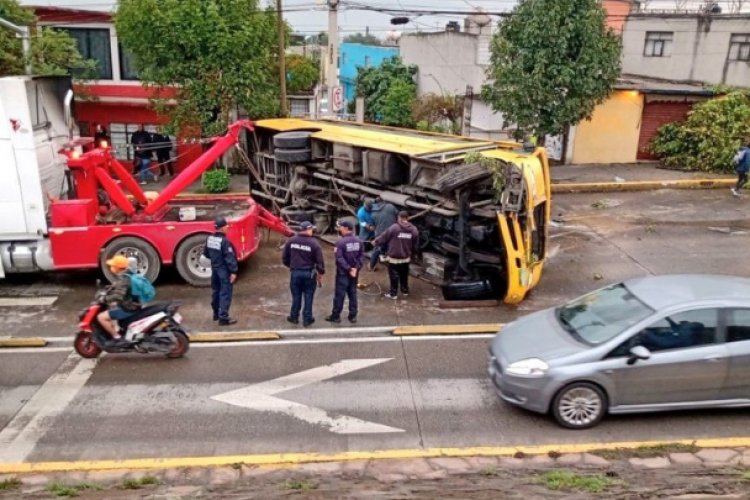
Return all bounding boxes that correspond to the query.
[2,443,748,498]
[142,162,736,196]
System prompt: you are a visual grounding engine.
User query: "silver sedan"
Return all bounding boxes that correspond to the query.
[488,274,750,429]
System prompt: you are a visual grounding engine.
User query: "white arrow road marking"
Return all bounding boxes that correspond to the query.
[211,358,404,434]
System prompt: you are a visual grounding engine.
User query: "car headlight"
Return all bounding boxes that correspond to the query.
[506,358,549,377]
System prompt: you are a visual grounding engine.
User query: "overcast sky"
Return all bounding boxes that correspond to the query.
[19,0,745,36]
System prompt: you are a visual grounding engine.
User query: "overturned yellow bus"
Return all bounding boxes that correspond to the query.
[247,119,550,304]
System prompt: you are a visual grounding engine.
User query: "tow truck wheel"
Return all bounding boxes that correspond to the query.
[175,234,212,287]
[101,237,161,283]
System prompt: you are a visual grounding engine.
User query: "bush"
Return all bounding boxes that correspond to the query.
[202,168,231,193]
[650,91,750,173]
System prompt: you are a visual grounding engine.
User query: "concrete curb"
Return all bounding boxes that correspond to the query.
[0,337,47,348]
[392,323,503,336]
[552,178,735,193]
[1,437,749,474]
[190,332,280,342]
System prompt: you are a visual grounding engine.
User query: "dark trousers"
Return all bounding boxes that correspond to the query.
[388,262,410,296]
[211,267,233,321]
[737,171,748,191]
[157,151,174,176]
[369,244,385,269]
[331,271,358,320]
[290,269,317,323]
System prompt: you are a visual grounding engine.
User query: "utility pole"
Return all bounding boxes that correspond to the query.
[327,0,339,117]
[0,16,31,75]
[276,0,288,116]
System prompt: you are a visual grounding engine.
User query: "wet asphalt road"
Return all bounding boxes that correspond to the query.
[1,337,749,464]
[1,189,749,464]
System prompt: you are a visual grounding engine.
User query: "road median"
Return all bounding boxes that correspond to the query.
[0,337,47,348]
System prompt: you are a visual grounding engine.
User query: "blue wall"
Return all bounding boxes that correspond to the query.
[339,43,399,104]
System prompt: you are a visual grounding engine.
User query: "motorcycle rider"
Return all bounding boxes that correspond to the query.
[97,255,142,344]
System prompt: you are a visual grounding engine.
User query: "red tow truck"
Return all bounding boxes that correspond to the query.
[0,76,291,284]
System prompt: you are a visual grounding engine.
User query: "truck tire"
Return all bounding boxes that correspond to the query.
[275,148,312,163]
[175,234,212,287]
[434,162,491,193]
[441,279,494,300]
[101,236,161,283]
[273,131,312,149]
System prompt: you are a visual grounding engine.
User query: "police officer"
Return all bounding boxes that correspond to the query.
[203,217,238,326]
[282,221,325,327]
[325,220,364,324]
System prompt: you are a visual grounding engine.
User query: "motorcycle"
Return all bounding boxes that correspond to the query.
[74,283,190,359]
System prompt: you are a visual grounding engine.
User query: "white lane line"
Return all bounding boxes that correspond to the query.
[191,334,494,348]
[0,352,97,463]
[0,347,71,354]
[0,296,58,307]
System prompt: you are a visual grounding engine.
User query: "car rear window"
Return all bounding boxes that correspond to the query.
[556,283,654,345]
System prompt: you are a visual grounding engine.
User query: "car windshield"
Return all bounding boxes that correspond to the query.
[556,283,654,345]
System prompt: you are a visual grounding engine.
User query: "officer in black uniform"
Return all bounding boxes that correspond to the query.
[282,221,325,327]
[203,217,238,326]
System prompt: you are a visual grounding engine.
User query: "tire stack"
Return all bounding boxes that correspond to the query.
[273,131,312,163]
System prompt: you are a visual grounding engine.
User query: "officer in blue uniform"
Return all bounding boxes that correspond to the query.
[325,220,364,323]
[203,217,238,326]
[282,221,325,327]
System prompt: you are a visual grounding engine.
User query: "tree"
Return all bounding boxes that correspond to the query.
[1,0,95,77]
[650,91,750,173]
[286,54,318,94]
[355,56,416,126]
[412,93,463,134]
[343,32,381,46]
[481,0,621,138]
[116,0,280,136]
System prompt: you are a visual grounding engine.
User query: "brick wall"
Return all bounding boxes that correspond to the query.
[637,101,692,160]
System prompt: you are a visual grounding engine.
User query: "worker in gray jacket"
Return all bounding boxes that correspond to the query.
[368,197,398,271]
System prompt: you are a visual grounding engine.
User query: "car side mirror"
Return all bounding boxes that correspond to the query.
[627,345,651,365]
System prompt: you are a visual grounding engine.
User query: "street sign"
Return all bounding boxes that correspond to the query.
[332,86,344,112]
[211,358,404,434]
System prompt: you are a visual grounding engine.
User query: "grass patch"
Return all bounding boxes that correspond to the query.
[281,479,319,491]
[121,475,160,490]
[538,470,618,493]
[231,462,244,470]
[0,477,21,491]
[46,481,101,497]
[591,199,609,209]
[480,466,498,476]
[590,442,699,460]
[742,471,750,481]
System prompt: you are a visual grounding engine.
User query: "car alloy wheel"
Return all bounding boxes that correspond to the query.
[553,382,606,429]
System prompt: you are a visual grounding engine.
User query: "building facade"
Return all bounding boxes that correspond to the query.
[622,12,750,87]
[339,42,399,105]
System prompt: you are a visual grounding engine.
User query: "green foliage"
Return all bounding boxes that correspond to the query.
[286,54,318,94]
[481,0,621,138]
[354,57,416,126]
[464,152,506,199]
[46,481,101,497]
[0,477,21,491]
[202,168,231,193]
[343,32,382,46]
[650,91,750,173]
[116,0,280,136]
[412,93,463,134]
[121,475,160,489]
[538,470,619,493]
[281,479,318,491]
[0,0,95,78]
[380,79,416,127]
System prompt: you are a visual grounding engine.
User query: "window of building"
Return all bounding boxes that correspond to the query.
[726,309,750,343]
[288,98,309,117]
[58,28,112,80]
[608,309,718,357]
[109,123,157,160]
[644,31,673,58]
[118,43,140,80]
[729,34,750,62]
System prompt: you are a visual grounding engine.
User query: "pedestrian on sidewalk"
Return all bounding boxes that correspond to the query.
[131,124,158,185]
[282,221,325,327]
[152,127,175,177]
[203,217,238,326]
[732,142,750,197]
[373,211,419,300]
[368,197,398,271]
[325,219,365,324]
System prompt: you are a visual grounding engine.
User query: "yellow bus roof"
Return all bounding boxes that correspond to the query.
[255,118,500,158]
